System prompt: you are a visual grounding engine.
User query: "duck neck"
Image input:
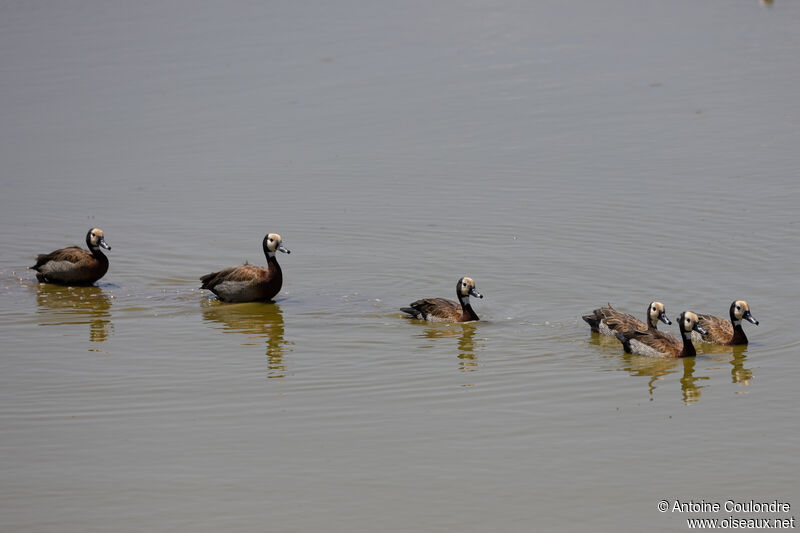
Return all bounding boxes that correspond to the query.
[680,330,697,357]
[261,249,281,288]
[727,305,748,344]
[459,296,479,321]
[87,241,108,265]
[647,305,657,330]
[264,249,281,273]
[730,321,748,344]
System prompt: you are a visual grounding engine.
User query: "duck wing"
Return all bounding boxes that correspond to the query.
[622,328,682,356]
[200,263,265,290]
[404,298,461,321]
[31,246,90,270]
[583,305,646,333]
[601,306,646,332]
[696,313,732,342]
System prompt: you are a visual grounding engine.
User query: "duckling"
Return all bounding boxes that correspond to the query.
[31,228,111,285]
[401,277,483,322]
[583,301,671,336]
[615,311,708,358]
[200,233,290,303]
[691,300,759,345]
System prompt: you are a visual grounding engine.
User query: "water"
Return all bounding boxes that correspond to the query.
[1,1,799,531]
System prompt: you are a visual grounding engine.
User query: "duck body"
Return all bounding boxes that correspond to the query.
[201,261,282,303]
[31,228,111,285]
[583,302,670,336]
[201,233,290,303]
[402,297,477,323]
[401,277,483,323]
[615,311,707,358]
[690,300,758,345]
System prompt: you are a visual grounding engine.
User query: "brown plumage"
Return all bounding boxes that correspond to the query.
[401,277,483,322]
[200,233,290,303]
[691,300,759,345]
[583,301,671,336]
[30,228,111,285]
[615,311,708,358]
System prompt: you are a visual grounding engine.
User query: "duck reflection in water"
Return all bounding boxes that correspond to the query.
[698,344,754,388]
[420,322,479,372]
[614,345,754,402]
[202,301,291,378]
[589,333,710,402]
[728,346,753,386]
[35,283,113,343]
[678,357,708,403]
[616,351,708,403]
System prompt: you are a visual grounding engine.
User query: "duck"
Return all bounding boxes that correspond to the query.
[30,228,111,285]
[614,311,708,358]
[690,300,759,345]
[401,277,483,322]
[583,301,671,336]
[200,233,290,303]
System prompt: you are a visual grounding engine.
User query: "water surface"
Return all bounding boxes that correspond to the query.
[1,1,799,531]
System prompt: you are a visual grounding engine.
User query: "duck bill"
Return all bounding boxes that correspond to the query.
[470,288,483,299]
[278,245,290,254]
[99,239,111,250]
[659,311,672,325]
[743,310,758,325]
[693,322,708,335]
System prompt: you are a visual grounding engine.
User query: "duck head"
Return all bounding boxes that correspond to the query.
[457,277,483,301]
[86,228,111,251]
[263,233,290,256]
[730,300,758,325]
[647,301,671,328]
[679,311,707,337]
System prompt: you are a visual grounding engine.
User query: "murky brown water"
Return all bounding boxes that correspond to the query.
[1,1,799,531]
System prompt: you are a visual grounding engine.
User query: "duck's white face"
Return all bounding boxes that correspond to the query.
[680,311,706,335]
[458,277,483,299]
[732,300,758,325]
[732,300,749,321]
[265,233,290,254]
[89,228,110,250]
[648,301,670,326]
